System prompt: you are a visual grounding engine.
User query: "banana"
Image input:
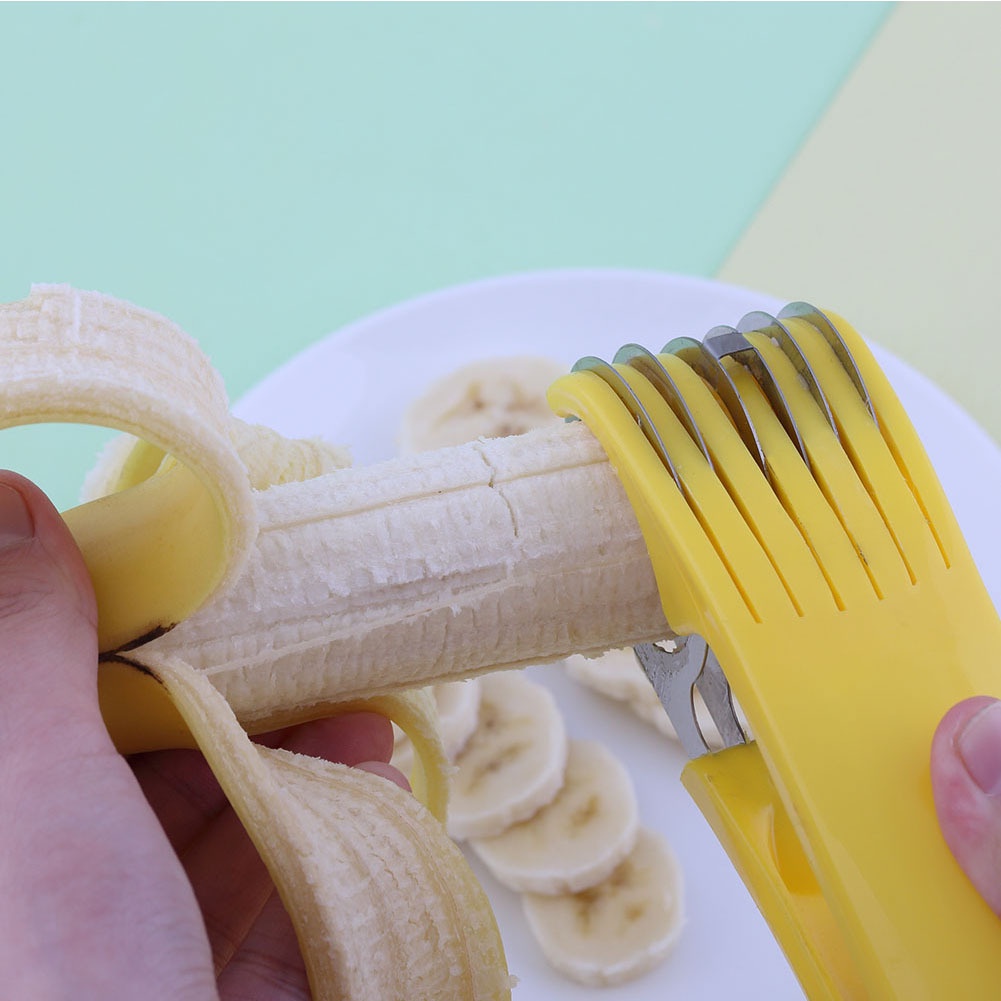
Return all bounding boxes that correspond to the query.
[521,827,685,987]
[0,284,679,999]
[470,738,639,895]
[447,671,568,841]
[399,355,566,453]
[111,418,667,749]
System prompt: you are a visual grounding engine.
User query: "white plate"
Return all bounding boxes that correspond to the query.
[236,269,1001,1000]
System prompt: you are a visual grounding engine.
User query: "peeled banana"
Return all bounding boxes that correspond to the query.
[0,285,678,998]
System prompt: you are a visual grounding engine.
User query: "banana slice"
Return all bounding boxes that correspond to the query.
[391,678,483,776]
[399,355,566,453]
[447,671,568,841]
[565,646,675,738]
[522,826,685,987]
[469,738,638,895]
[564,646,666,705]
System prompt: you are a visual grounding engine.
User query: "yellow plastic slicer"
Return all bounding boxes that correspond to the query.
[547,304,1001,1000]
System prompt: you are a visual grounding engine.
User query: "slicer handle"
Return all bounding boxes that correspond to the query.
[683,745,865,1000]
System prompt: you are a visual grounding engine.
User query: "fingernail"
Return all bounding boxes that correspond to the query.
[958,700,1001,796]
[0,483,34,549]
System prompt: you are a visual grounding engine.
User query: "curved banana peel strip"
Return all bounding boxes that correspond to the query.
[0,284,257,652]
[149,654,511,1001]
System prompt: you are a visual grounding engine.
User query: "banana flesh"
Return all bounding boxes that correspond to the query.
[399,355,566,453]
[447,672,568,841]
[470,739,640,895]
[133,423,670,741]
[522,827,685,988]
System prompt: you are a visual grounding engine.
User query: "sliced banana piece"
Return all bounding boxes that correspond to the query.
[564,646,666,705]
[565,646,675,739]
[431,678,482,758]
[522,826,684,988]
[392,678,483,777]
[447,671,568,841]
[470,738,638,895]
[399,355,566,453]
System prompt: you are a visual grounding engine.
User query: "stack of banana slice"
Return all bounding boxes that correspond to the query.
[457,674,684,988]
[400,361,686,987]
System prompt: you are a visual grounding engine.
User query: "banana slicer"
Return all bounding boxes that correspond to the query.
[546,305,1001,1000]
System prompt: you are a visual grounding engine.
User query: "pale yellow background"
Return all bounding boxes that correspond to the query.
[720,3,1001,444]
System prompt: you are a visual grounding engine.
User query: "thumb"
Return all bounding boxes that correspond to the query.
[0,471,106,754]
[931,696,1001,916]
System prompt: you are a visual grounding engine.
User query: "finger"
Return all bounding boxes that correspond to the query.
[268,711,395,765]
[0,474,216,996]
[272,713,409,790]
[0,471,105,753]
[357,759,411,792]
[130,748,231,853]
[931,695,1001,916]
[184,807,274,975]
[216,890,310,1001]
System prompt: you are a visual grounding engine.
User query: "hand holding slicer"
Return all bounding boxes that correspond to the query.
[547,305,1001,1000]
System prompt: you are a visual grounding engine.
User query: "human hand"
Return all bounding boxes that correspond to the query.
[932,696,1001,916]
[0,470,407,1000]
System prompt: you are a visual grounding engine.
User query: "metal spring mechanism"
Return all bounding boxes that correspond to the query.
[576,304,874,758]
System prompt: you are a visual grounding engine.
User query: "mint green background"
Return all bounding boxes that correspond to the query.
[0,2,889,509]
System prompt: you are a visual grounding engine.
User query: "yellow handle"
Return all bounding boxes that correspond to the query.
[710,573,1001,1001]
[682,743,864,1001]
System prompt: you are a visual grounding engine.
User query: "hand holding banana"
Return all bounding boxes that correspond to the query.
[0,469,413,999]
[6,283,998,999]
[0,284,681,999]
